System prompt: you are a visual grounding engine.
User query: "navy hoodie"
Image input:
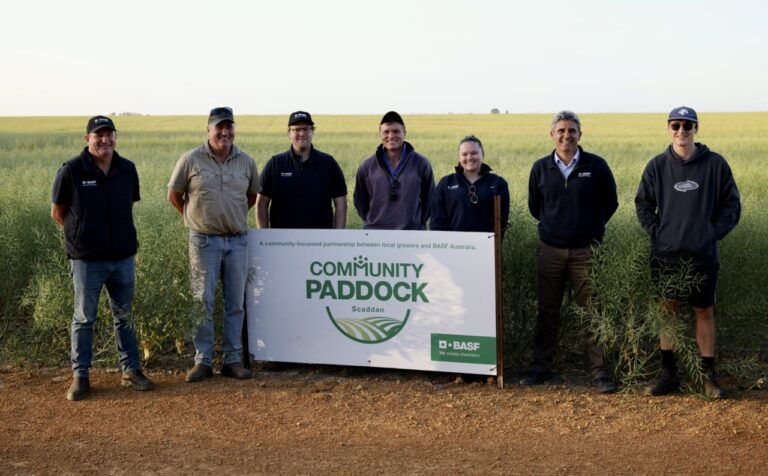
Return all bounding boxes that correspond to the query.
[635,143,741,264]
[430,163,510,234]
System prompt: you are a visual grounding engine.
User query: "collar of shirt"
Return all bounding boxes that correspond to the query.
[290,145,315,164]
[554,148,580,179]
[203,141,238,162]
[379,143,410,178]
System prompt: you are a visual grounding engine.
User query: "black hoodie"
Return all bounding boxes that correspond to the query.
[635,143,741,264]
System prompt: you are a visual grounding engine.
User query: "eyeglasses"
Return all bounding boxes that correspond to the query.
[468,185,478,204]
[669,122,695,131]
[389,178,400,201]
[290,126,314,134]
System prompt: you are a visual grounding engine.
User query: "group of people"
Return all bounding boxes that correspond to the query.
[51,106,740,401]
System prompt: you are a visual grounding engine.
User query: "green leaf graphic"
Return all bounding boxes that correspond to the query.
[326,307,410,344]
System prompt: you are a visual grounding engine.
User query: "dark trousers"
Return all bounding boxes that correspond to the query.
[531,241,607,376]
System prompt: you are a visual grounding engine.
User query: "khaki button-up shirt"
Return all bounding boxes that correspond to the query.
[168,142,260,234]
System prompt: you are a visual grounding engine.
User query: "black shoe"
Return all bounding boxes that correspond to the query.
[185,364,213,382]
[519,369,552,385]
[644,368,680,396]
[594,375,617,394]
[66,377,90,401]
[703,370,726,400]
[221,362,252,380]
[121,370,156,391]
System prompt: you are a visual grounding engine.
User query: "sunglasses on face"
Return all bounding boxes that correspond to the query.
[669,122,695,131]
[468,185,478,204]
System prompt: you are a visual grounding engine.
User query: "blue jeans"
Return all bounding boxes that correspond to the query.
[188,231,248,367]
[70,256,141,378]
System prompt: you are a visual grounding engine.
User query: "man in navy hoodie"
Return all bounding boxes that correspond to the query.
[521,111,619,393]
[635,107,741,399]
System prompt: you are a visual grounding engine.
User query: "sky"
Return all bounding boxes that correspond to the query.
[1,0,766,116]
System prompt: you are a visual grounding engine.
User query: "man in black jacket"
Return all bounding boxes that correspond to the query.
[635,106,741,399]
[256,111,347,229]
[51,116,155,401]
[521,111,619,393]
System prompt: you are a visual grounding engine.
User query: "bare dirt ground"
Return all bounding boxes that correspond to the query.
[1,363,767,475]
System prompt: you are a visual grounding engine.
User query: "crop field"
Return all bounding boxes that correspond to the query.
[1,113,766,387]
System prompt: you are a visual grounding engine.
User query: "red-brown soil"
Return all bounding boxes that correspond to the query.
[1,364,766,475]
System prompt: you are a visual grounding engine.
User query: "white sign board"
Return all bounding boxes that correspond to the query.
[246,229,497,375]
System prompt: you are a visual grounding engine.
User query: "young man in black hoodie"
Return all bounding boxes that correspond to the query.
[635,106,741,399]
[521,111,619,393]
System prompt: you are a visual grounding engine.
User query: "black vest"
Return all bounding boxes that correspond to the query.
[60,149,139,260]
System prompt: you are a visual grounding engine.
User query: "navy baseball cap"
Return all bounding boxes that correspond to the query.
[208,107,235,126]
[288,111,314,126]
[86,115,117,134]
[668,106,698,123]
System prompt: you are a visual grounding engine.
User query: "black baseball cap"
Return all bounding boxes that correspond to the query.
[380,111,404,127]
[668,106,698,123]
[208,107,235,126]
[86,115,117,134]
[288,111,314,126]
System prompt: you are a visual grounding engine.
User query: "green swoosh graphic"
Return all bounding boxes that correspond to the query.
[326,307,410,344]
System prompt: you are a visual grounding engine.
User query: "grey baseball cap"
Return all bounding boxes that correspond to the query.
[208,107,235,126]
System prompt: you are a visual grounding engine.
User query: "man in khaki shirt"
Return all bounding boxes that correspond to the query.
[168,107,259,382]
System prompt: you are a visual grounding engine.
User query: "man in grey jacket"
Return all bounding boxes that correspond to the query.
[353,111,435,230]
[635,106,741,399]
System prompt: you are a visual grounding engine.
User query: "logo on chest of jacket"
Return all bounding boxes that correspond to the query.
[447,184,459,190]
[674,180,699,192]
[81,180,98,187]
[280,172,293,177]
[578,172,591,178]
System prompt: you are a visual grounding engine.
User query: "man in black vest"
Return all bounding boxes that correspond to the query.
[51,115,155,401]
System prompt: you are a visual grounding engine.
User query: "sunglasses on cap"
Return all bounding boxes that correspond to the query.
[669,122,695,131]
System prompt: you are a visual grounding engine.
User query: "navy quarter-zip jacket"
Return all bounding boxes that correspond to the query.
[528,146,618,248]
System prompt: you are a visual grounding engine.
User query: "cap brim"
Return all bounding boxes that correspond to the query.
[89,125,117,133]
[209,118,235,126]
[668,117,698,123]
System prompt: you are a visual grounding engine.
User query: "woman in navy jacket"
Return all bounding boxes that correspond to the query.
[430,135,509,234]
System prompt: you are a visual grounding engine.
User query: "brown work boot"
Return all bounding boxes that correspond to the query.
[185,364,213,382]
[703,369,726,400]
[221,362,252,379]
[121,370,156,391]
[66,376,90,401]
